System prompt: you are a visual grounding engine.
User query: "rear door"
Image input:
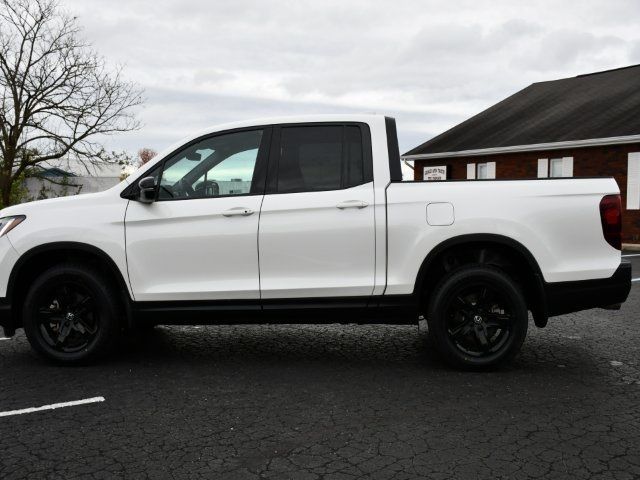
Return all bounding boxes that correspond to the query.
[258,123,376,299]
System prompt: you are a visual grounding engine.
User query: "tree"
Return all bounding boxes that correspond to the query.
[0,0,143,207]
[138,147,156,166]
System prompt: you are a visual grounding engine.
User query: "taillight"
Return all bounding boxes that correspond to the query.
[599,194,622,250]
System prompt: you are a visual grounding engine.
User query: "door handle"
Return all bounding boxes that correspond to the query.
[222,207,254,217]
[336,200,369,209]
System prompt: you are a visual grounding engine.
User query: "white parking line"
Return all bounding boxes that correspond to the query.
[622,254,640,257]
[0,338,10,341]
[0,397,105,418]
[632,278,640,283]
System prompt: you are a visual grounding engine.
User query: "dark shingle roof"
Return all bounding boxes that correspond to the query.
[405,65,640,156]
[37,167,76,178]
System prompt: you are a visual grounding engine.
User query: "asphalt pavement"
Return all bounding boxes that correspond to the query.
[0,260,639,479]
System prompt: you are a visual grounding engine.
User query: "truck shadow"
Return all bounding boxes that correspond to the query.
[113,323,604,377]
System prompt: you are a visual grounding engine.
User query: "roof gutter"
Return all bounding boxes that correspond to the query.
[402,134,640,160]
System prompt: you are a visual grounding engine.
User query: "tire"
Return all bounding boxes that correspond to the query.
[22,263,120,364]
[426,265,528,369]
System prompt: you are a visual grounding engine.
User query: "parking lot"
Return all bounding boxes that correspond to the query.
[0,257,639,480]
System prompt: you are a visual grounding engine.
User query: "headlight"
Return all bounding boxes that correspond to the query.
[0,216,26,237]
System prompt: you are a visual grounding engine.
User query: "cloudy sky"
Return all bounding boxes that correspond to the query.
[63,0,640,158]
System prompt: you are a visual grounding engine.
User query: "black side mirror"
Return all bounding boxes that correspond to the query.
[138,176,156,203]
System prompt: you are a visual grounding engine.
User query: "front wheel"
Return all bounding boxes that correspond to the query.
[426,265,528,369]
[22,264,120,364]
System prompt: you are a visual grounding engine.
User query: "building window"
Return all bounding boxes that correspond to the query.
[538,157,573,178]
[627,152,640,210]
[550,158,564,177]
[467,162,495,180]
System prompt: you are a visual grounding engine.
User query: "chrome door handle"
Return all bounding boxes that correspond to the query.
[222,207,254,217]
[336,200,369,209]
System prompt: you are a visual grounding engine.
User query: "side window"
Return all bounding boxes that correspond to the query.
[276,125,366,193]
[344,126,364,188]
[157,130,263,201]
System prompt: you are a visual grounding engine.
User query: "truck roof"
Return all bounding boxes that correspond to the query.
[198,113,386,135]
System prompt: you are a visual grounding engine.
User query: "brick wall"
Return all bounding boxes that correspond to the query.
[413,143,640,243]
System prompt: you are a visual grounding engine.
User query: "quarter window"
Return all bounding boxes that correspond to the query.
[276,125,366,193]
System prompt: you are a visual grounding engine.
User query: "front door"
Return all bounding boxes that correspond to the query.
[125,128,270,301]
[258,124,376,299]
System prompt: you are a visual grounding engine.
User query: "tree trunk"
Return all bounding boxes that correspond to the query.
[0,169,13,208]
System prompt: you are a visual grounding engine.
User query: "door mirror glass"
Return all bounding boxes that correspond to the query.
[138,176,157,203]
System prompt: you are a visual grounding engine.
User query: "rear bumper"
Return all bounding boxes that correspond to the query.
[545,261,632,317]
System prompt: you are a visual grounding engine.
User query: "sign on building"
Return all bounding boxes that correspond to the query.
[423,166,448,181]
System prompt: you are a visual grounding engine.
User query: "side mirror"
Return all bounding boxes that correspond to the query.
[138,176,156,203]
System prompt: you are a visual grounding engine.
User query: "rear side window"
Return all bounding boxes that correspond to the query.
[276,125,366,193]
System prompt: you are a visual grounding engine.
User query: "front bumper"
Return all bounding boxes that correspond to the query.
[545,261,632,317]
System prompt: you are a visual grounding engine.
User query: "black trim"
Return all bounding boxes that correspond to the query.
[250,127,273,195]
[265,125,280,194]
[385,117,402,182]
[361,124,374,184]
[413,234,544,296]
[412,233,549,326]
[3,259,632,333]
[545,261,631,317]
[133,295,418,326]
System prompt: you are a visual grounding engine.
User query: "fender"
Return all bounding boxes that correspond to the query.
[7,241,130,296]
[6,242,134,330]
[413,233,548,326]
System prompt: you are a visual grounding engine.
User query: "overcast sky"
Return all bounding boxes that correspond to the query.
[63,0,640,158]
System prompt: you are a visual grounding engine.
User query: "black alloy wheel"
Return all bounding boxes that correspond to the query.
[445,283,515,358]
[427,265,528,368]
[23,264,119,364]
[35,280,100,353]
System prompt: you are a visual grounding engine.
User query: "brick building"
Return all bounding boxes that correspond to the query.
[403,65,640,244]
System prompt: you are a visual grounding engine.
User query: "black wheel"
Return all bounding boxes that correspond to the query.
[23,264,120,364]
[426,265,528,369]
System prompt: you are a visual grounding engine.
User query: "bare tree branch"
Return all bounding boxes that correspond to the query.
[0,0,143,207]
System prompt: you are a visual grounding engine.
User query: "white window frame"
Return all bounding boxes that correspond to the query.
[537,158,548,178]
[467,163,476,179]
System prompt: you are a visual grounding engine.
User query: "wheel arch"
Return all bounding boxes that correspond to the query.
[413,234,548,327]
[7,242,133,329]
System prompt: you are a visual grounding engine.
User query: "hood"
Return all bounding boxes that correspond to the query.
[0,190,106,218]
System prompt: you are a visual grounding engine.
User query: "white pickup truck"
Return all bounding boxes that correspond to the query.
[0,115,631,368]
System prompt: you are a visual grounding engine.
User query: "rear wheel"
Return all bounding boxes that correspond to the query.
[426,265,528,369]
[23,264,120,364]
